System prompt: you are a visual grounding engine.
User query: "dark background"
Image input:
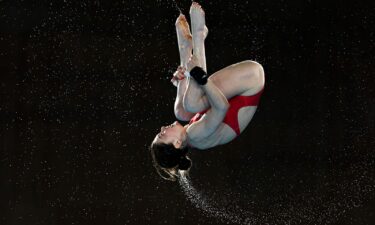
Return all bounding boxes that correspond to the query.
[1,0,375,224]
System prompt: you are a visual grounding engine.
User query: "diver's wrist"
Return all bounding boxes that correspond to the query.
[189,66,208,85]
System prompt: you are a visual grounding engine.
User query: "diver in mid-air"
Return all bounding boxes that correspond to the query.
[150,2,265,181]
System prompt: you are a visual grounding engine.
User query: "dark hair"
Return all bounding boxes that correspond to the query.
[150,142,192,181]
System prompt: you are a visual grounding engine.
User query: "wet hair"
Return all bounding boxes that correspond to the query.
[150,142,192,181]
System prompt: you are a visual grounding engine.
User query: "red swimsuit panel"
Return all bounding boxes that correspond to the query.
[189,88,264,135]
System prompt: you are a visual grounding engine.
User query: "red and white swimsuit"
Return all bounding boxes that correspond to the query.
[189,89,264,135]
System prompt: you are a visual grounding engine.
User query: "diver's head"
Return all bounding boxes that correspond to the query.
[152,121,187,148]
[150,122,191,181]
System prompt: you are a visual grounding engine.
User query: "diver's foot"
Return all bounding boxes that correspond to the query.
[175,14,193,56]
[189,2,208,40]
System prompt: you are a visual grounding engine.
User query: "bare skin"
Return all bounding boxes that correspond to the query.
[153,2,265,150]
[175,14,193,69]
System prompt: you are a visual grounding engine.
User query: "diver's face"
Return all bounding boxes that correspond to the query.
[153,121,184,146]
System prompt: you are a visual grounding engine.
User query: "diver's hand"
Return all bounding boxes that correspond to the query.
[171,66,186,87]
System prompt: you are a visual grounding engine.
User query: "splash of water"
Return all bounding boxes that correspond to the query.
[177,149,375,225]
[178,173,263,225]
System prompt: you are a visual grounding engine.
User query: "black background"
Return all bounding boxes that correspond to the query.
[1,0,375,224]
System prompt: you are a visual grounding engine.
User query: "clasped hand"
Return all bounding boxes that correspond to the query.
[171,55,207,86]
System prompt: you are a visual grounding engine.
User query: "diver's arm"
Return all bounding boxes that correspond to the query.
[187,65,229,111]
[174,77,195,121]
[201,79,229,113]
[187,78,229,139]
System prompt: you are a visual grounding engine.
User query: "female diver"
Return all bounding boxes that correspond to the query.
[150,2,265,181]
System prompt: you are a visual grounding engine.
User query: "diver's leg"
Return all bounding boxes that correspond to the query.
[176,14,193,68]
[195,60,265,103]
[190,1,208,71]
[182,2,210,113]
[209,60,265,98]
[174,14,196,121]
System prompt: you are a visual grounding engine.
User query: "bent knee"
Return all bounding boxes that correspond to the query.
[243,60,265,91]
[243,60,264,75]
